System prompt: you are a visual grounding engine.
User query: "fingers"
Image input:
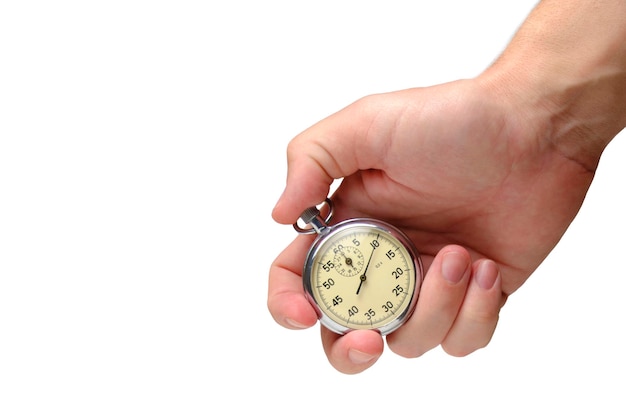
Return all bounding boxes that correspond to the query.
[267,235,319,330]
[386,245,504,358]
[270,241,504,374]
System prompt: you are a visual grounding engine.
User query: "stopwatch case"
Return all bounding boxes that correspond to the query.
[302,218,423,336]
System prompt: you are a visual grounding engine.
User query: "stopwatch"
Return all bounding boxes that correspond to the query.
[294,199,423,336]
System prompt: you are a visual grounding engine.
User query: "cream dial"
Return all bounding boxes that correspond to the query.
[302,219,422,336]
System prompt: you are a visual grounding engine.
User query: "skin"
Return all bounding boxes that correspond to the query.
[268,0,626,374]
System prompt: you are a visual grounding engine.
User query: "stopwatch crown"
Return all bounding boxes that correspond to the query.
[299,206,321,224]
[293,198,334,235]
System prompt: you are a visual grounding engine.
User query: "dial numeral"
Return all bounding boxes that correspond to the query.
[392,285,404,296]
[321,260,334,272]
[391,268,404,279]
[381,301,394,312]
[322,278,335,289]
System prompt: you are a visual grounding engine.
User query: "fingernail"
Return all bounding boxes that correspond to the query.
[348,349,376,365]
[476,260,498,290]
[285,318,308,329]
[441,251,468,284]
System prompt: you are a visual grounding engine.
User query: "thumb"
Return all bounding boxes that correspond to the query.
[271,96,387,224]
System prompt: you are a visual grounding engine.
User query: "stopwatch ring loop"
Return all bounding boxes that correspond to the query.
[293,198,334,234]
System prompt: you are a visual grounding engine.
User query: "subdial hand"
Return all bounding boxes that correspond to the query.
[337,248,354,267]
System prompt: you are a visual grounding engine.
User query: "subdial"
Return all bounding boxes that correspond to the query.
[333,246,365,277]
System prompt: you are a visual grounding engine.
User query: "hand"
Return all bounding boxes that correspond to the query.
[267,77,596,374]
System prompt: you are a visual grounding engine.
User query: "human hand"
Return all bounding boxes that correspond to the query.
[268,77,596,374]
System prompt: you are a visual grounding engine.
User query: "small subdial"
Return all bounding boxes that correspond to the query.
[333,246,365,277]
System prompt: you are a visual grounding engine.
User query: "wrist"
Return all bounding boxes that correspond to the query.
[477,0,626,171]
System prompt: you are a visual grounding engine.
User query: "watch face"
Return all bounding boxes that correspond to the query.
[303,219,422,335]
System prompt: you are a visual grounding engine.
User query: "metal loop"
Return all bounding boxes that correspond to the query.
[293,198,334,234]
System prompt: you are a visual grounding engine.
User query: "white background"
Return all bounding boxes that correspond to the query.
[1,1,625,416]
